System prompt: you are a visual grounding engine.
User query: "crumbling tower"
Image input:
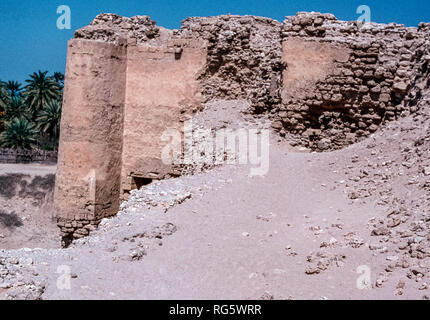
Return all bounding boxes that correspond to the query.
[54,15,207,244]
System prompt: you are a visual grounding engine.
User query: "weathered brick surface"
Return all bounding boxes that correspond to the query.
[275,12,429,150]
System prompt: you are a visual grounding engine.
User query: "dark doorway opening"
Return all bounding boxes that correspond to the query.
[132,176,153,190]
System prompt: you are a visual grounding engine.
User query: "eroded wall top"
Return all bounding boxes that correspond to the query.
[72,12,430,152]
[75,13,171,46]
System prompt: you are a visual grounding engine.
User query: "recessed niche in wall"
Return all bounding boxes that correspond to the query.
[131,176,153,190]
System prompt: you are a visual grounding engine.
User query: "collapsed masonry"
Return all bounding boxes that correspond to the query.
[54,12,430,244]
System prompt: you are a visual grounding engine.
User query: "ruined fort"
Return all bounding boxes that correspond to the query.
[54,12,430,244]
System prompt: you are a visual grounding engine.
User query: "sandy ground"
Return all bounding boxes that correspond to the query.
[0,100,429,300]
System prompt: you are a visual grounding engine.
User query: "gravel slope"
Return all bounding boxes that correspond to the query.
[1,100,429,300]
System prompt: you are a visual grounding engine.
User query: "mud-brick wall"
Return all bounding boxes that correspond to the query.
[54,39,127,245]
[120,39,207,198]
[408,23,430,109]
[177,15,284,114]
[274,12,423,150]
[0,149,57,163]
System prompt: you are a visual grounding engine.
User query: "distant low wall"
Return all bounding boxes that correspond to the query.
[0,149,57,164]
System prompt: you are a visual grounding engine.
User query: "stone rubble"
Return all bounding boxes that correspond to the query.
[75,13,162,45]
[277,13,430,151]
[75,12,430,152]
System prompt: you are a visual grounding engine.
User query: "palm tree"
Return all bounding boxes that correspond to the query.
[0,80,9,111]
[36,100,62,146]
[52,72,65,88]
[23,71,61,117]
[6,81,22,98]
[0,113,5,133]
[5,96,31,121]
[0,118,38,150]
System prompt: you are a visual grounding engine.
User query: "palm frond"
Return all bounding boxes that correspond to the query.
[6,81,22,97]
[0,80,10,111]
[23,70,62,116]
[5,96,31,121]
[36,99,62,148]
[0,118,38,150]
[36,100,62,134]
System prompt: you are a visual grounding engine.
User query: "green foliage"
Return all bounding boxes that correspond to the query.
[0,80,9,111]
[0,111,5,132]
[5,96,30,121]
[36,99,62,143]
[40,144,54,151]
[6,81,22,98]
[0,118,38,150]
[0,71,63,150]
[23,70,62,117]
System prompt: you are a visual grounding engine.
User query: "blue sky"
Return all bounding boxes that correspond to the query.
[1,0,430,83]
